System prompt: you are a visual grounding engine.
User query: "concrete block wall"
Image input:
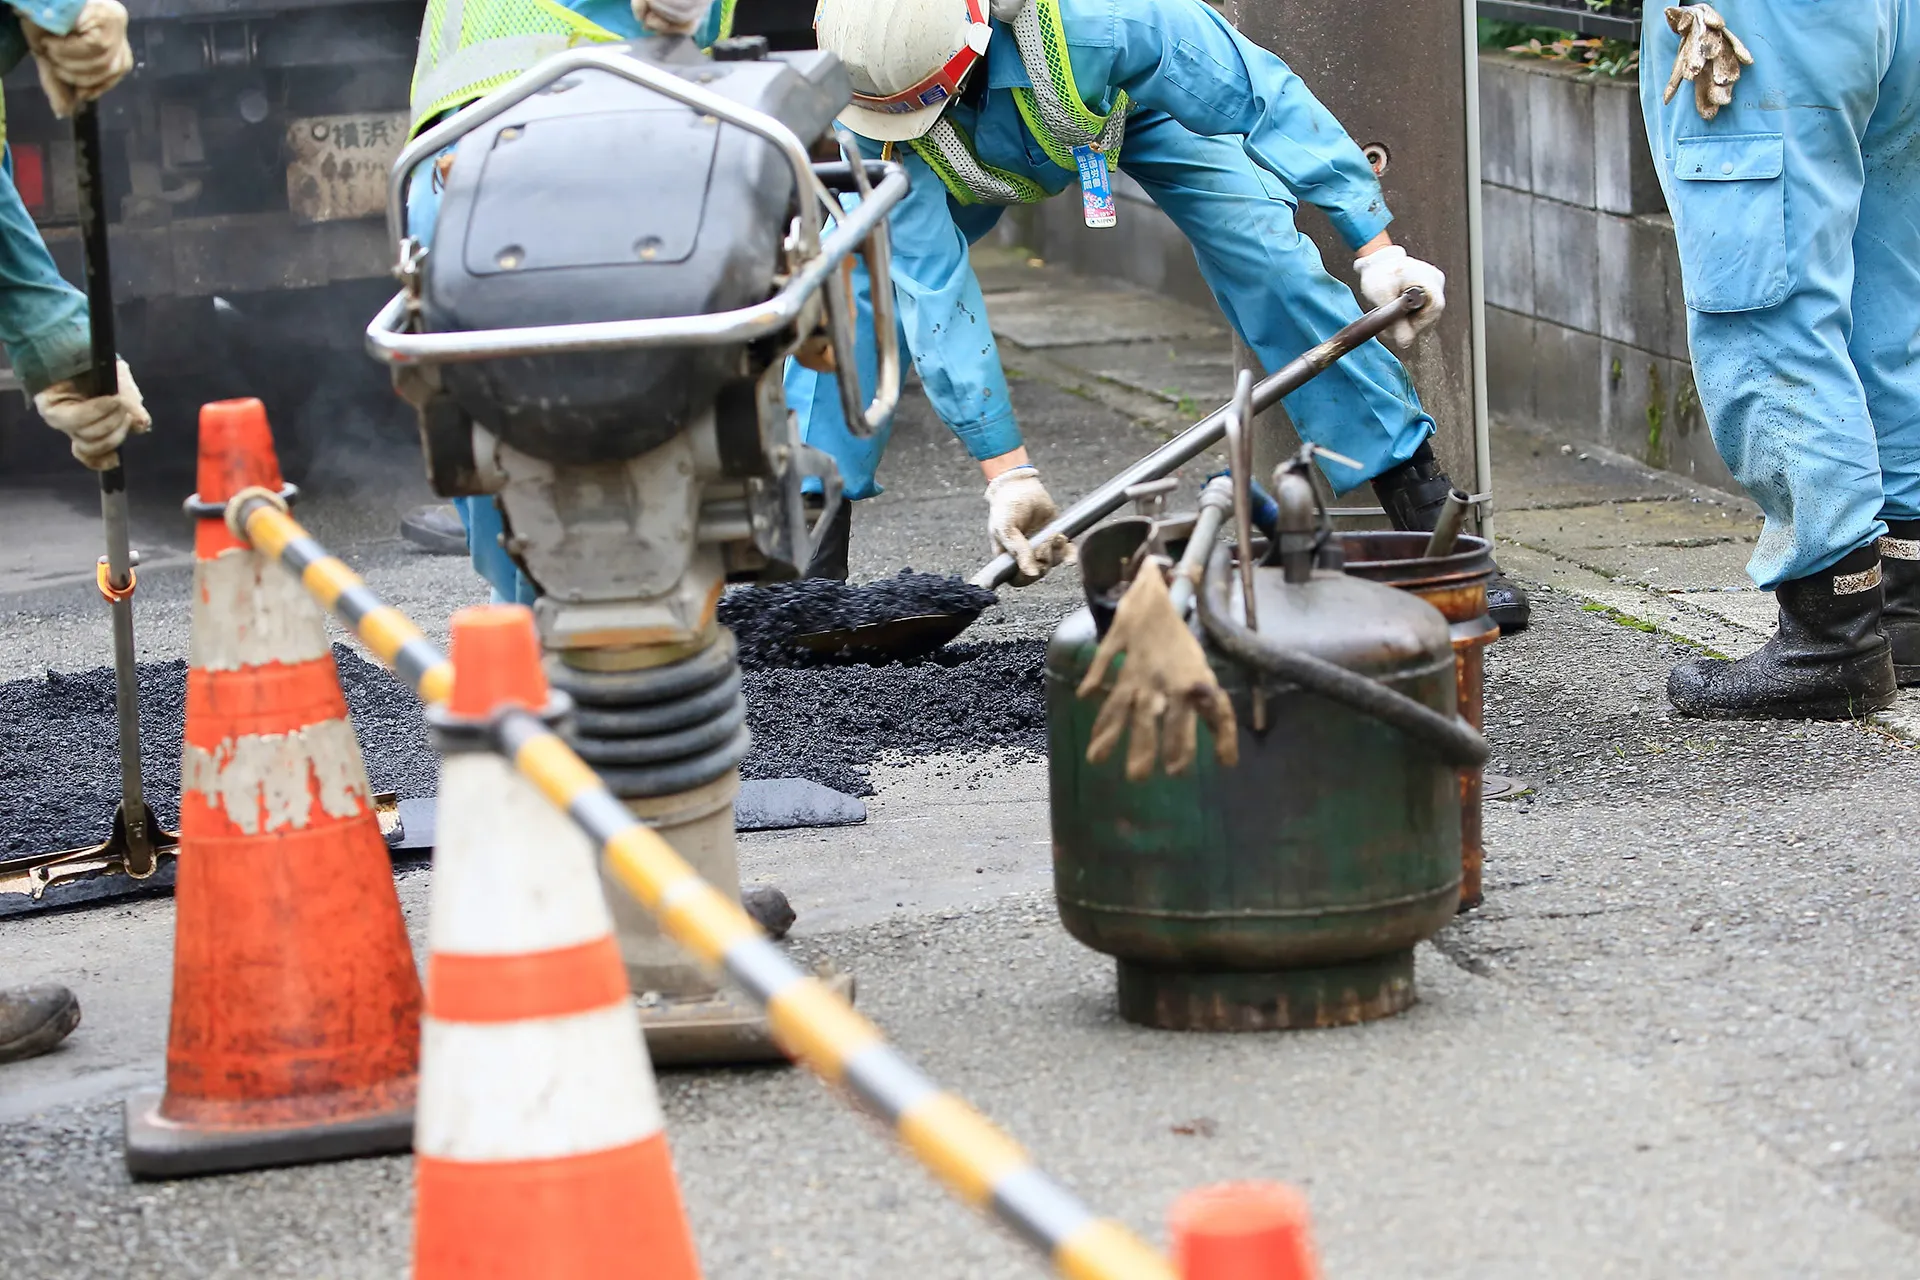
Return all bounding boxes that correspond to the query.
[1479,54,1734,491]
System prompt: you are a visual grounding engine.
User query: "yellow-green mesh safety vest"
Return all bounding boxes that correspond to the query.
[408,0,740,135]
[906,0,1128,207]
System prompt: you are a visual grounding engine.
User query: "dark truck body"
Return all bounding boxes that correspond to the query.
[0,0,816,474]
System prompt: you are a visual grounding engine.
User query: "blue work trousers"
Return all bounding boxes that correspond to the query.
[787,109,1434,499]
[1643,0,1920,588]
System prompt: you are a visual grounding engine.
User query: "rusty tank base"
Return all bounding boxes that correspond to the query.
[1115,950,1417,1032]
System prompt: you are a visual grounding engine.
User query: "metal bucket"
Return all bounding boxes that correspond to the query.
[1338,532,1498,911]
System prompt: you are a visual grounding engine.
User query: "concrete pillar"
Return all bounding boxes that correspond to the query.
[1225,0,1488,527]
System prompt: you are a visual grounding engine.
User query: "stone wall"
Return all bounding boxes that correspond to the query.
[1479,53,1733,490]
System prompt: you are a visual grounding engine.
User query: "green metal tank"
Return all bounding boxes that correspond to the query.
[1048,490,1470,1032]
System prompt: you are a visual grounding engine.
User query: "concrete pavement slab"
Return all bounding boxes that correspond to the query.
[985,287,1224,349]
[1501,500,1761,553]
[1671,589,1780,639]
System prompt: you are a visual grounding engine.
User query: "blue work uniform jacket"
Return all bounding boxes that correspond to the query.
[0,0,97,395]
[805,0,1393,478]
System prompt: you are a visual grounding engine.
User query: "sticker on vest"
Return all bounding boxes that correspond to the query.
[1074,145,1116,228]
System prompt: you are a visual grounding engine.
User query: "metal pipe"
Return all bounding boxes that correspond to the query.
[1198,544,1490,769]
[823,129,901,437]
[1462,0,1497,541]
[1223,369,1265,731]
[77,102,155,878]
[364,165,910,364]
[1168,478,1233,615]
[972,287,1428,590]
[1422,488,1472,559]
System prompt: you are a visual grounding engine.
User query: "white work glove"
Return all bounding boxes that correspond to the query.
[985,466,1070,583]
[1076,564,1239,782]
[1663,5,1753,122]
[988,0,1027,18]
[34,359,150,469]
[632,0,710,35]
[1353,245,1446,350]
[20,0,134,118]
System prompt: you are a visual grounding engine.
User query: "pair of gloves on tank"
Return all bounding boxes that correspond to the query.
[15,0,149,469]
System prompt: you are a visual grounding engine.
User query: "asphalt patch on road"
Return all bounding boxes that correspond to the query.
[739,640,1048,797]
[0,637,1050,851]
[0,646,434,857]
[719,572,998,667]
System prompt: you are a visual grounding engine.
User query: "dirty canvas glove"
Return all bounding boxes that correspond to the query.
[34,359,150,469]
[1663,5,1753,122]
[1353,246,1446,349]
[985,465,1070,583]
[1076,565,1239,782]
[20,0,134,117]
[632,0,710,34]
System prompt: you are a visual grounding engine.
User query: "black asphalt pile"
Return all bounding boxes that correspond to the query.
[0,646,434,858]
[719,572,998,668]
[1,638,1051,851]
[738,640,1048,797]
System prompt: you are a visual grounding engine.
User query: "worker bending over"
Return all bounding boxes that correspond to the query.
[0,0,143,1061]
[1647,4,1919,719]
[793,0,1528,630]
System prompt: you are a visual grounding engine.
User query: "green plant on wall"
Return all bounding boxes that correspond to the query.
[1478,5,1641,80]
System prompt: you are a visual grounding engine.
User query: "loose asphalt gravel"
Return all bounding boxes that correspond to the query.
[719,572,999,668]
[0,636,1051,851]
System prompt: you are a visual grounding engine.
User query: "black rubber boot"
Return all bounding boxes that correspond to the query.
[400,504,470,556]
[1668,544,1897,720]
[0,984,80,1064]
[1372,442,1531,634]
[1879,518,1920,687]
[804,497,853,582]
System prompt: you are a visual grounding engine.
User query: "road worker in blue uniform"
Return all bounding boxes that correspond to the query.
[0,0,140,1062]
[400,0,726,602]
[795,0,1530,631]
[0,0,146,468]
[1646,3,1920,719]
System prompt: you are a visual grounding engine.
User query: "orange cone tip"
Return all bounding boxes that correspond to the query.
[1170,1182,1321,1280]
[448,605,550,718]
[196,398,282,504]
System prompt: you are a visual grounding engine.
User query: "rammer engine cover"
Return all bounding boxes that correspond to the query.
[422,41,850,466]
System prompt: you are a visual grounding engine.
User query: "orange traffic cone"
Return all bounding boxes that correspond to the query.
[124,399,422,1179]
[413,605,702,1279]
[1170,1182,1322,1280]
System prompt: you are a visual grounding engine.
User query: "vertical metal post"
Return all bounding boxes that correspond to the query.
[77,102,155,877]
[1223,0,1488,526]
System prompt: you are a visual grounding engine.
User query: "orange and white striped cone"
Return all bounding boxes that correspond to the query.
[1170,1182,1322,1280]
[124,398,422,1179]
[414,604,702,1279]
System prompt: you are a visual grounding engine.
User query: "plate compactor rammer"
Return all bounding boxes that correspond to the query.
[367,35,908,1064]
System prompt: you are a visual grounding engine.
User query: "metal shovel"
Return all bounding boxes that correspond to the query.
[793,287,1429,662]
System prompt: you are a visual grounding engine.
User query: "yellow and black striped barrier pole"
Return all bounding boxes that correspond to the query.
[228,491,1175,1280]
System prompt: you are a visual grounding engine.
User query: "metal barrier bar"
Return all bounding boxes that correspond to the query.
[229,493,1175,1280]
[1477,0,1642,41]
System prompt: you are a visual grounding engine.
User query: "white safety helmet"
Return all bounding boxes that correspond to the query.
[814,0,994,143]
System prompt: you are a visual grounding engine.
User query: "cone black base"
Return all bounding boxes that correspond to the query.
[123,1087,413,1180]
